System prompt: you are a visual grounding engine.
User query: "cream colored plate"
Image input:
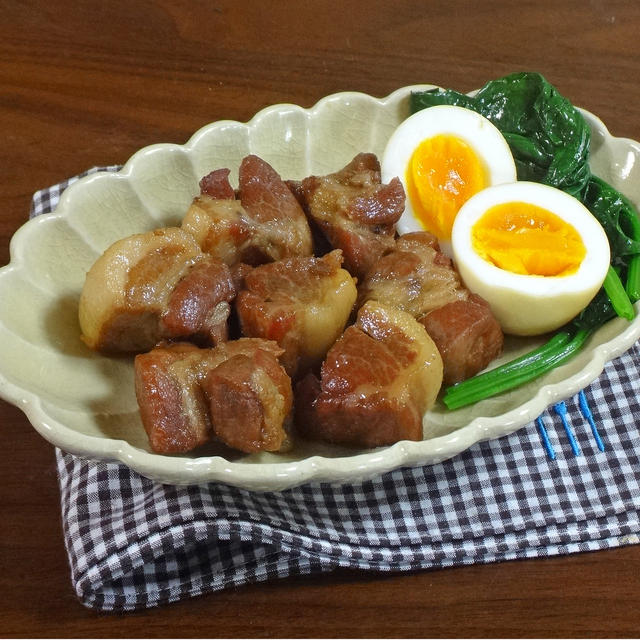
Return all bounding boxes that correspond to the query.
[2,86,640,490]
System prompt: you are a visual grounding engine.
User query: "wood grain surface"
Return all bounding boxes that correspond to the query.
[2,1,640,637]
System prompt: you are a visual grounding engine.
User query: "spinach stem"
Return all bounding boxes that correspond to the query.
[626,256,640,303]
[442,328,592,410]
[623,205,640,302]
[603,265,635,320]
[446,331,571,395]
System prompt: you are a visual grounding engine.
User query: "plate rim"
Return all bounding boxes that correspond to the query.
[2,85,640,491]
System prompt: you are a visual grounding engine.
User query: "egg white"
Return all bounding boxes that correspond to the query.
[381,104,517,253]
[451,181,611,336]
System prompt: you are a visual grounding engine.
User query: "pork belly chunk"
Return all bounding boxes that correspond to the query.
[289,153,405,279]
[239,154,313,260]
[182,155,313,266]
[358,231,468,317]
[182,197,257,265]
[79,227,236,353]
[160,256,236,346]
[134,338,292,454]
[134,343,212,454]
[236,250,357,378]
[204,349,293,454]
[419,295,504,386]
[358,231,503,384]
[295,301,443,448]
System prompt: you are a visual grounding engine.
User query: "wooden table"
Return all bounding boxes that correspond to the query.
[2,1,640,636]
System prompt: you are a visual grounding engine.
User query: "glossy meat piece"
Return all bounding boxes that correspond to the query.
[290,153,405,279]
[182,196,258,265]
[358,231,468,318]
[236,250,357,377]
[205,350,293,453]
[79,227,236,352]
[135,343,212,453]
[199,168,236,199]
[182,155,313,266]
[358,231,504,383]
[295,301,443,448]
[160,256,236,346]
[135,338,291,454]
[239,154,313,261]
[419,294,504,385]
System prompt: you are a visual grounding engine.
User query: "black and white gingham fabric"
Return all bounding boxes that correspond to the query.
[29,166,122,220]
[35,169,640,612]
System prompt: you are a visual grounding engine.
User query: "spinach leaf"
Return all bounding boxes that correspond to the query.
[410,72,591,197]
[571,286,617,331]
[582,175,640,258]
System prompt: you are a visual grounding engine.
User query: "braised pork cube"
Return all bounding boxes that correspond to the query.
[358,231,468,317]
[358,231,503,384]
[160,256,236,346]
[134,342,213,453]
[289,153,405,279]
[204,349,293,454]
[239,154,313,260]
[236,250,357,378]
[134,338,292,454]
[182,197,256,265]
[419,295,504,385]
[79,227,236,353]
[182,155,313,266]
[295,301,443,448]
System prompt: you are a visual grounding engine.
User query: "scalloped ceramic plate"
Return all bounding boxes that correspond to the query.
[2,86,640,491]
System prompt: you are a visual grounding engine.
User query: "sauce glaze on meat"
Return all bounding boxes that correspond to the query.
[236,249,357,378]
[182,154,313,266]
[358,231,503,385]
[289,153,405,279]
[295,301,443,448]
[135,339,292,454]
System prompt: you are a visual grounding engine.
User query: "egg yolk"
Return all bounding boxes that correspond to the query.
[472,202,586,276]
[406,134,488,241]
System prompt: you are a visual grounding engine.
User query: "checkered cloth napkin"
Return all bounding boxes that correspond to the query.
[33,169,640,612]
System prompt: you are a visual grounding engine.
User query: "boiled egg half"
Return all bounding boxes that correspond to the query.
[451,181,610,336]
[381,104,517,253]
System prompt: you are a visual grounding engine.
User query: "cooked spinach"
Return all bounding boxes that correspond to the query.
[409,72,640,405]
[582,175,640,259]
